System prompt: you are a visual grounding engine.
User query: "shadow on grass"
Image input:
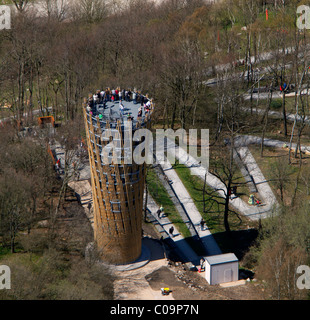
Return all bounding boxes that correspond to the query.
[212,228,259,261]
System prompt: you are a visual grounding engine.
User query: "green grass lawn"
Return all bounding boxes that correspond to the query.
[146,167,191,239]
[172,163,251,233]
[0,246,12,259]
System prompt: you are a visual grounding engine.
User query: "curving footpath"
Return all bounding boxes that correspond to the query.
[161,137,279,221]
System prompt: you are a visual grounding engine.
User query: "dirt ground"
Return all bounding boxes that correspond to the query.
[112,224,265,300]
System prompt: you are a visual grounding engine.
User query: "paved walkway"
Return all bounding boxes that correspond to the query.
[242,105,310,126]
[152,165,199,238]
[232,147,257,193]
[234,145,278,218]
[235,134,310,155]
[161,137,278,221]
[155,144,222,256]
[146,193,201,266]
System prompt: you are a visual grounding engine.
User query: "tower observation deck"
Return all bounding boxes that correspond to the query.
[83,89,154,264]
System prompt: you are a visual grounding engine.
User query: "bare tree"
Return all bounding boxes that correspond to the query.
[71,0,108,23]
[43,0,69,22]
[270,157,292,203]
[49,117,84,242]
[260,83,273,157]
[257,237,308,300]
[159,38,204,130]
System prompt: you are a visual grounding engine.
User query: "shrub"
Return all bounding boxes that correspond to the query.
[270,99,282,110]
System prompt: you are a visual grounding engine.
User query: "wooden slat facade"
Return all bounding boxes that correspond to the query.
[83,98,154,265]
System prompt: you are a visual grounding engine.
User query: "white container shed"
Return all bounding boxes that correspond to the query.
[205,253,239,285]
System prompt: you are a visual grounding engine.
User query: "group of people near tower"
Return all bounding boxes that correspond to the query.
[87,87,148,108]
[86,87,152,122]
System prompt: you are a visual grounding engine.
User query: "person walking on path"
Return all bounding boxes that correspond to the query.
[248,194,255,205]
[55,161,59,173]
[200,218,205,231]
[157,205,164,219]
[55,158,61,174]
[56,158,61,169]
[232,186,237,196]
[157,208,162,219]
[169,226,174,237]
[119,100,124,115]
[199,258,205,273]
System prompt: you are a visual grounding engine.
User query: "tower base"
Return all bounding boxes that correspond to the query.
[85,241,150,271]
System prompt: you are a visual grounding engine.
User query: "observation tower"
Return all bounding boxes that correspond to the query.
[83,90,154,264]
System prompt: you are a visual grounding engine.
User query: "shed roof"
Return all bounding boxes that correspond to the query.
[205,253,238,266]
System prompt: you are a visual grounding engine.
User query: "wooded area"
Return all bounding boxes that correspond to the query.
[0,0,310,300]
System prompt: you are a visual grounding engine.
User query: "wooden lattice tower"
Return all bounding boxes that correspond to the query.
[83,96,153,264]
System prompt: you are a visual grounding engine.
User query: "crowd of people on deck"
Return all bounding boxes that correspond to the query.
[86,87,152,121]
